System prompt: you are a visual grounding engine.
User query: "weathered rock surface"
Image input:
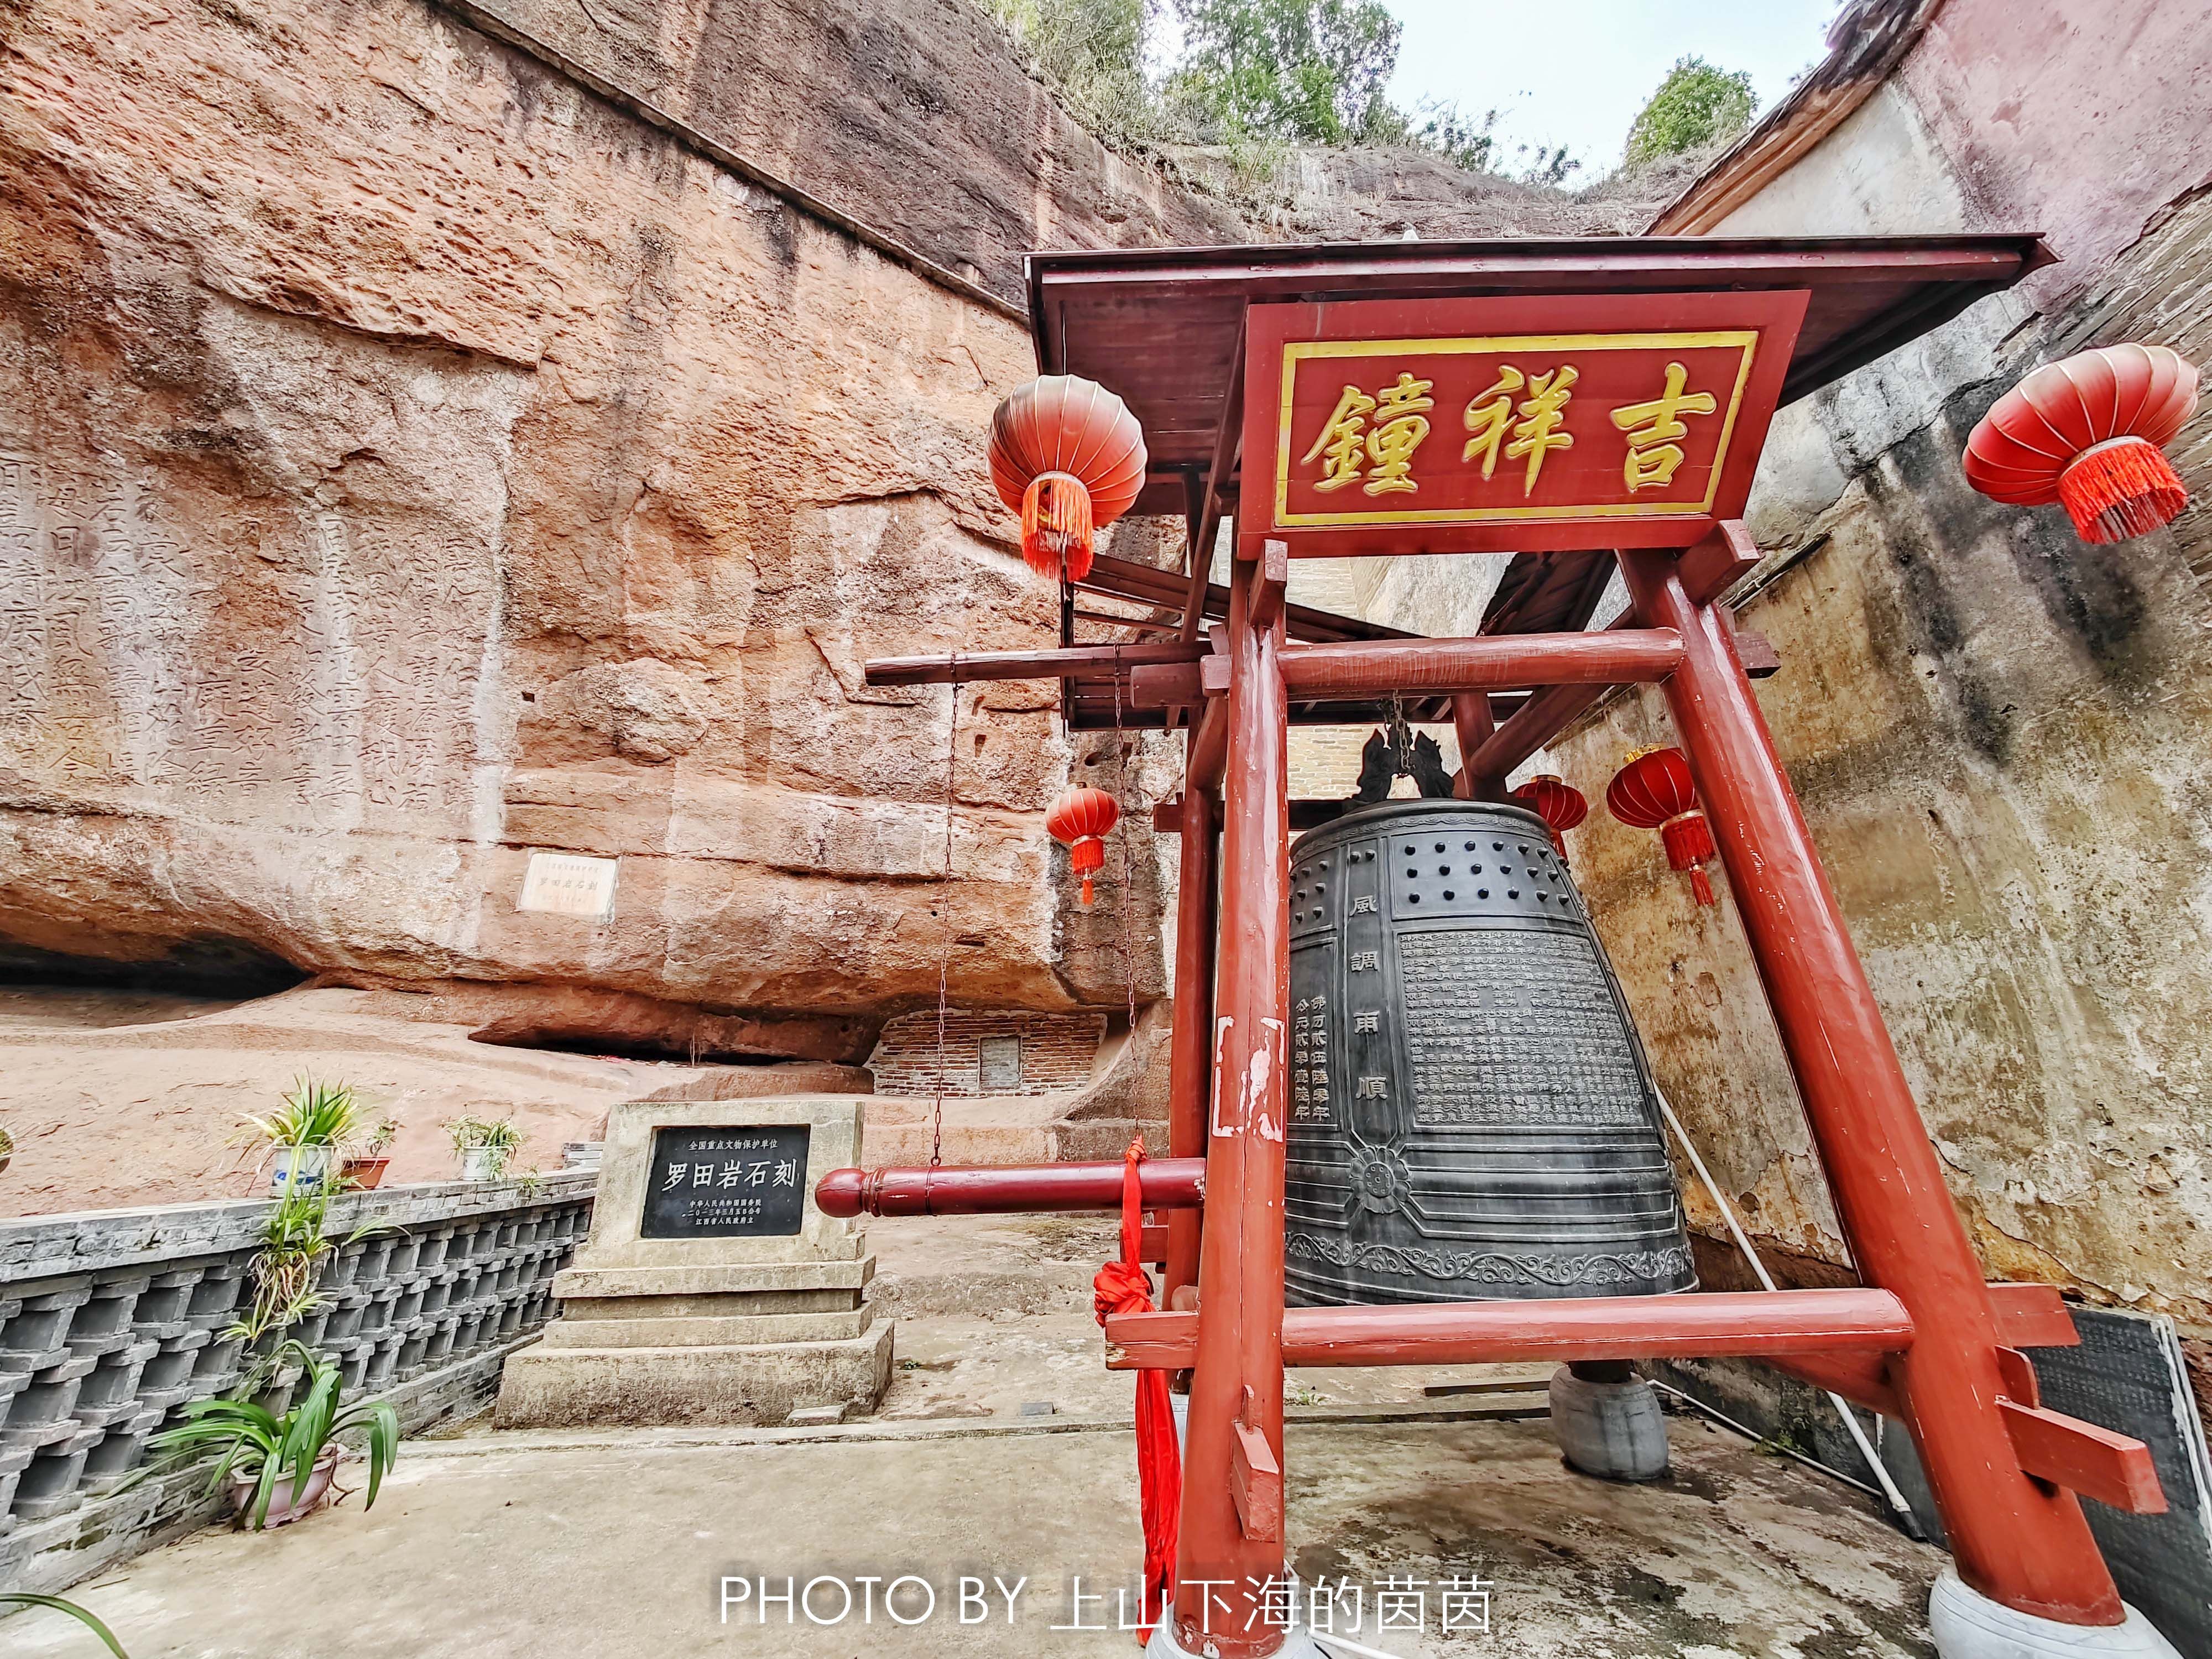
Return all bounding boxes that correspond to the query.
[0,986,707,1215]
[0,0,1172,1039]
[465,0,1254,302]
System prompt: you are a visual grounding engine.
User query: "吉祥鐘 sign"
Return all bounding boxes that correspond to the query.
[640,1125,811,1239]
[1246,290,1807,557]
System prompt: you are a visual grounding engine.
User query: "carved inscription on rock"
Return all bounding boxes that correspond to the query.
[1398,928,1647,1128]
[0,450,497,832]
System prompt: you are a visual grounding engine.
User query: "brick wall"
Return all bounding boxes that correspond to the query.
[868,1011,1107,1097]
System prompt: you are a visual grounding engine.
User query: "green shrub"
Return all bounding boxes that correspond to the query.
[1624,56,1755,165]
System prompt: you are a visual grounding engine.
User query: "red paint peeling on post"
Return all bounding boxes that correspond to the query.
[1171,544,1292,1658]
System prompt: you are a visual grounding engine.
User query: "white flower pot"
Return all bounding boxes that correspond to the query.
[460,1146,505,1182]
[270,1146,335,1196]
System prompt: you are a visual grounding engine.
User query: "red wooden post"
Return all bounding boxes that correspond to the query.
[1620,550,2125,1627]
[1170,545,1292,1657]
[1165,773,1218,1301]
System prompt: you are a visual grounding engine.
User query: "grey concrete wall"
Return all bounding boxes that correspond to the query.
[1544,1,2212,1395]
[0,1175,596,1594]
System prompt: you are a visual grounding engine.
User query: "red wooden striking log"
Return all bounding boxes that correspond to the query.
[1105,1287,1916,1371]
[813,1158,1205,1218]
[1168,545,1293,1659]
[1165,772,1218,1301]
[1620,549,2128,1627]
[1222,628,1684,700]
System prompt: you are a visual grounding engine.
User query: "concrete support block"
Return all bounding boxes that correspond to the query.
[1928,1569,2181,1659]
[540,1306,875,1348]
[1548,1364,1670,1482]
[495,1321,894,1428]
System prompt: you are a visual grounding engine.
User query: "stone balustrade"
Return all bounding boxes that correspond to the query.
[0,1172,594,1594]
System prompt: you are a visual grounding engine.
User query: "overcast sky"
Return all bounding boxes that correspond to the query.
[1380,0,1841,176]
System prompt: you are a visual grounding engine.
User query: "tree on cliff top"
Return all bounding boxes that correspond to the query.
[1623,56,1756,165]
[1166,0,1401,146]
[980,0,1528,177]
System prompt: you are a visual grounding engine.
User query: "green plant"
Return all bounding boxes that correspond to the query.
[358,1117,400,1157]
[1624,55,1755,166]
[447,1115,524,1178]
[138,1340,399,1531]
[229,1184,338,1342]
[0,1594,131,1656]
[0,1122,14,1160]
[240,1077,363,1151]
[227,1185,390,1344]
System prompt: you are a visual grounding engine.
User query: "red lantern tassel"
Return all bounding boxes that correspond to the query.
[1661,812,1719,908]
[1070,836,1105,905]
[1022,471,1095,581]
[2058,437,2189,544]
[1093,1140,1179,1642]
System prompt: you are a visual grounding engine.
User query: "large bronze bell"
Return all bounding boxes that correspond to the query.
[1285,799,1696,1306]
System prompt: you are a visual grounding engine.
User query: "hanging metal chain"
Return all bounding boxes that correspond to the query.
[1387,689,1413,782]
[928,655,959,1170]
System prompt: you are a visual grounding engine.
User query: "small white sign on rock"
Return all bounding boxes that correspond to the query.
[517,852,620,921]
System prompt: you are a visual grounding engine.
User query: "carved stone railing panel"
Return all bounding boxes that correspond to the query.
[0,1174,593,1588]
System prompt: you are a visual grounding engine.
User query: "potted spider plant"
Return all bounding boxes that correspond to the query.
[242,1077,363,1196]
[447,1114,523,1182]
[0,1122,13,1176]
[340,1116,400,1190]
[137,1339,399,1530]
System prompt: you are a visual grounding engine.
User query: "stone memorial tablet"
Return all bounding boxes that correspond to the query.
[639,1125,810,1239]
[496,1096,890,1430]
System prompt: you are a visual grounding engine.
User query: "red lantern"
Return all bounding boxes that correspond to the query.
[1606,748,1718,907]
[988,376,1147,583]
[1510,774,1588,861]
[1964,343,2199,543]
[1046,785,1120,905]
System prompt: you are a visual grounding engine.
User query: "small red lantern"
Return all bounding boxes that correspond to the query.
[1510,774,1588,861]
[989,376,1147,583]
[1606,748,1718,907]
[1046,785,1120,905]
[1964,343,2199,543]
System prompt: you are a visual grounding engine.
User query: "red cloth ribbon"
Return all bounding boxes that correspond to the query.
[1093,1138,1180,1642]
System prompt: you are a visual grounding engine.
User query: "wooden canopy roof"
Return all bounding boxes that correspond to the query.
[1018,234,2048,730]
[1029,235,2050,514]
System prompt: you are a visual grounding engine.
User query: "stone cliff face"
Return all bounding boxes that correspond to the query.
[0,0,1171,1046]
[455,0,1255,301]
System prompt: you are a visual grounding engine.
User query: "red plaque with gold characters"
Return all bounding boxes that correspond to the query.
[1243,290,1808,556]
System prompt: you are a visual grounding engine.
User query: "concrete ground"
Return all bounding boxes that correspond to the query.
[6,1416,1943,1658]
[4,1215,1946,1657]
